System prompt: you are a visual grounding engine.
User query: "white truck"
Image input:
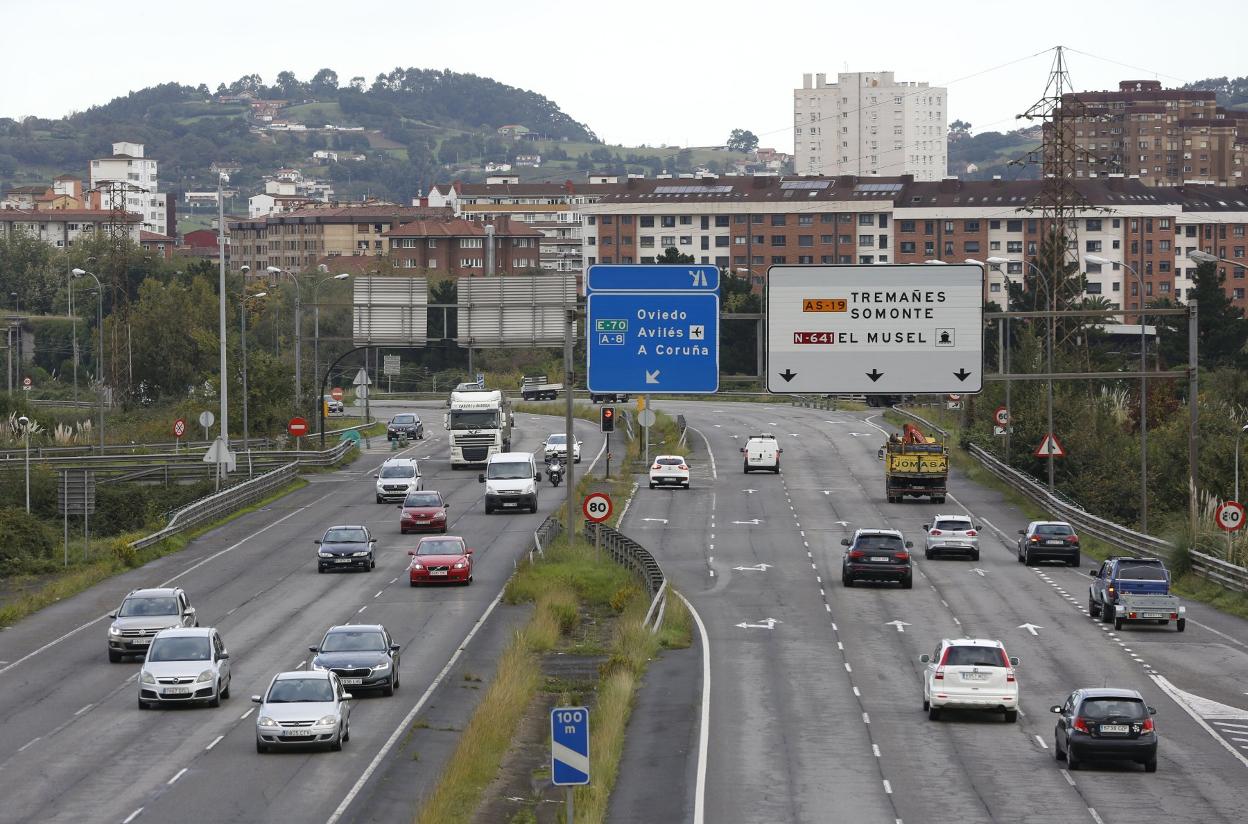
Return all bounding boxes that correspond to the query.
[520,375,563,401]
[445,389,513,467]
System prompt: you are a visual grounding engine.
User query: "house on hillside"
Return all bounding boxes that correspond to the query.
[497,124,530,138]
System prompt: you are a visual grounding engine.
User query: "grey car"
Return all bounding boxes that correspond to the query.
[137,627,231,709]
[253,671,352,752]
[107,587,198,662]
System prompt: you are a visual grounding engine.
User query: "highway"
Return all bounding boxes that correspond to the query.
[622,400,1248,824]
[0,402,604,824]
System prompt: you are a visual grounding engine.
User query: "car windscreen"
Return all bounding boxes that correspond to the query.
[417,539,465,556]
[855,535,904,551]
[147,637,211,662]
[404,493,442,507]
[321,630,387,652]
[267,678,334,703]
[935,520,971,531]
[392,415,417,424]
[323,527,367,543]
[380,465,416,478]
[546,434,566,444]
[1117,564,1167,580]
[487,462,532,480]
[449,410,499,429]
[119,596,179,617]
[657,457,684,466]
[1035,524,1074,536]
[1080,698,1148,721]
[942,647,1007,667]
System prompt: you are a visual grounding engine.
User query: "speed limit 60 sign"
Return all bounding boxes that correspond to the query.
[583,493,613,523]
[1216,501,1245,532]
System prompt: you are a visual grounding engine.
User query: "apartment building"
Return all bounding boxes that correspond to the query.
[228,204,452,273]
[580,173,1248,313]
[794,72,948,181]
[1057,80,1248,187]
[0,208,142,247]
[89,141,169,235]
[384,217,544,276]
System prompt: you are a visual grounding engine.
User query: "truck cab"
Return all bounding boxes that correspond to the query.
[445,388,513,466]
[741,434,781,473]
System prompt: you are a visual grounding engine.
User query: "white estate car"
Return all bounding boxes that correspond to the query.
[741,433,782,473]
[137,627,231,710]
[649,455,690,489]
[922,515,982,560]
[920,638,1019,723]
[375,458,423,503]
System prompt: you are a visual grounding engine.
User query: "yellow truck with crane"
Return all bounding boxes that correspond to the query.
[881,422,949,503]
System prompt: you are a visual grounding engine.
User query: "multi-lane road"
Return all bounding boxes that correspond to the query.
[623,400,1248,824]
[0,402,604,824]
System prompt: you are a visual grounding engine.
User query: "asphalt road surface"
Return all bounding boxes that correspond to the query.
[619,400,1248,824]
[0,402,603,824]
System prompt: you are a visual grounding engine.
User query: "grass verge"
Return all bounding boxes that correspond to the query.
[0,477,307,629]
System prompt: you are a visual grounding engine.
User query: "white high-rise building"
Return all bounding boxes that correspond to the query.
[89,141,168,236]
[794,72,948,181]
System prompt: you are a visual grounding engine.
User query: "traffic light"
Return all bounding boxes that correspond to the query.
[600,406,616,433]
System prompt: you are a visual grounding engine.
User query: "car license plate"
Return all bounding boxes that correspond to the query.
[283,729,314,737]
[164,687,191,695]
[414,519,428,524]
[870,556,890,562]
[430,570,448,576]
[1100,724,1129,734]
[131,637,152,645]
[341,678,362,685]
[503,502,517,507]
[1046,540,1063,545]
[335,558,351,563]
[962,672,989,681]
[1143,612,1168,618]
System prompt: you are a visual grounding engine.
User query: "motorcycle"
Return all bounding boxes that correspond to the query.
[547,457,565,487]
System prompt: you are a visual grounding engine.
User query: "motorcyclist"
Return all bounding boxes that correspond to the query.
[546,454,565,486]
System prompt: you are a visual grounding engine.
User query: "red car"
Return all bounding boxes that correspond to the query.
[399,491,449,534]
[408,536,474,585]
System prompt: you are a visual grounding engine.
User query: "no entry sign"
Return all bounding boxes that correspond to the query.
[331,387,344,401]
[287,417,309,438]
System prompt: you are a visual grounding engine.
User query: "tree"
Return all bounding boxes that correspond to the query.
[0,230,56,314]
[310,68,339,94]
[1156,260,1248,369]
[274,71,306,98]
[726,128,759,153]
[656,247,695,264]
[950,119,972,133]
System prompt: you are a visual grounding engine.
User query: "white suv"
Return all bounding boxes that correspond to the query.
[922,515,981,560]
[376,458,422,503]
[920,638,1019,722]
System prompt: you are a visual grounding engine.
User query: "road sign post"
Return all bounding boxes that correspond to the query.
[173,417,186,454]
[551,705,590,821]
[584,493,612,560]
[1216,501,1244,532]
[288,417,308,449]
[586,265,719,394]
[765,264,984,393]
[1034,433,1066,459]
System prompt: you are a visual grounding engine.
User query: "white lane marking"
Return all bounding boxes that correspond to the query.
[882,780,893,794]
[1088,808,1105,824]
[374,590,384,598]
[669,592,710,824]
[1060,768,1076,786]
[862,713,870,724]
[872,744,880,757]
[1231,737,1248,743]
[206,735,224,751]
[825,604,831,612]
[845,663,853,672]
[17,737,40,752]
[167,768,188,785]
[1188,619,1247,648]
[1150,674,1248,771]
[690,427,717,480]
[240,708,254,719]
[389,577,398,584]
[837,641,843,650]
[1,491,334,679]
[73,703,93,716]
[357,606,367,614]
[122,809,144,824]
[327,582,519,824]
[1214,722,1248,730]
[952,617,961,626]
[1035,735,1048,749]
[831,623,838,631]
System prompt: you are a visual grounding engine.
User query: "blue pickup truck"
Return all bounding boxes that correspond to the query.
[1088,557,1185,632]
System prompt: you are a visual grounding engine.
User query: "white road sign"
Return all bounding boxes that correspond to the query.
[766,264,984,394]
[382,354,400,376]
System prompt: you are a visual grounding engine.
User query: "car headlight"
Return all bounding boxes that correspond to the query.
[109,625,122,636]
[317,715,339,726]
[453,561,467,569]
[196,669,214,683]
[525,483,536,495]
[141,671,156,684]
[411,562,424,570]
[319,552,332,558]
[371,662,390,672]
[433,512,446,520]
[258,715,278,727]
[352,550,370,557]
[310,660,326,671]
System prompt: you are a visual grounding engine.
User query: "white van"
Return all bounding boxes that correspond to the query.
[376,458,422,503]
[741,434,781,473]
[479,452,540,513]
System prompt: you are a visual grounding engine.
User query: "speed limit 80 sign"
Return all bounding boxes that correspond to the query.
[583,493,613,524]
[1216,500,1245,532]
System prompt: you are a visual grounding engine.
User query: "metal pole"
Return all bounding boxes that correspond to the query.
[293,275,302,411]
[24,425,31,513]
[63,472,68,566]
[216,175,229,485]
[605,432,611,479]
[1189,300,1199,540]
[1138,272,1148,535]
[314,302,320,414]
[1004,311,1012,465]
[644,397,650,467]
[566,787,575,824]
[1236,426,1245,504]
[242,297,250,449]
[96,286,104,450]
[364,347,371,424]
[70,271,78,403]
[565,308,576,547]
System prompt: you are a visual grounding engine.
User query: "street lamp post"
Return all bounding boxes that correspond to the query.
[71,269,105,450]
[241,279,267,451]
[1002,258,1055,489]
[268,266,303,411]
[18,414,31,513]
[312,273,350,415]
[1087,254,1148,533]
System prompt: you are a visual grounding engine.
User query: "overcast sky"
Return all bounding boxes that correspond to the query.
[4,0,1246,150]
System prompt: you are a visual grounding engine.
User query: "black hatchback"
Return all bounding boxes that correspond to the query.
[316,525,376,572]
[1052,688,1158,772]
[841,529,914,588]
[387,414,424,441]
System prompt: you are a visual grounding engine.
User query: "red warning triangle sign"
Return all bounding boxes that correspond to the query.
[1034,433,1066,458]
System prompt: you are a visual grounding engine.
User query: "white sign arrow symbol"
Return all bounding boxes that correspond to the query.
[735,618,781,629]
[641,518,669,524]
[1018,623,1044,636]
[742,489,758,494]
[885,620,911,633]
[645,370,661,384]
[732,563,773,572]
[731,519,763,525]
[970,568,987,577]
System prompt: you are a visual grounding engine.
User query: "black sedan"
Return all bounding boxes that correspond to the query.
[841,528,913,588]
[387,413,424,441]
[1052,688,1158,772]
[316,525,376,572]
[309,624,401,696]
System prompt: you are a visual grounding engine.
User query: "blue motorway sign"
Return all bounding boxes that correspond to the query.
[551,706,590,786]
[586,264,719,293]
[587,292,719,393]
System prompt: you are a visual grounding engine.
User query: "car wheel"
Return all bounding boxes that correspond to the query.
[683,482,690,489]
[1070,552,1080,567]
[649,482,656,489]
[109,649,122,663]
[743,462,750,474]
[1143,759,1157,773]
[343,720,350,743]
[924,549,932,560]
[376,495,383,504]
[901,576,913,589]
[928,706,942,721]
[1016,549,1024,563]
[330,730,343,752]
[221,678,231,700]
[1177,618,1186,632]
[410,579,418,587]
[922,697,930,711]
[382,676,395,697]
[934,496,946,504]
[842,573,853,587]
[256,741,268,754]
[1024,551,1034,566]
[1102,601,1115,624]
[1055,740,1066,761]
[971,551,980,562]
[208,686,220,708]
[370,555,376,570]
[1066,748,1081,771]
[1088,596,1097,615]
[1114,616,1123,631]
[138,697,148,710]
[1004,709,1018,723]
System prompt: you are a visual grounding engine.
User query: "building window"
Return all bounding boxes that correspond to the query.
[1007,262,1022,275]
[640,236,655,248]
[798,235,814,247]
[680,216,692,225]
[900,241,916,253]
[858,235,874,247]
[859,214,875,226]
[798,255,814,264]
[964,241,980,253]
[771,215,786,226]
[459,237,483,248]
[715,236,730,247]
[679,236,692,246]
[715,215,730,227]
[661,216,676,228]
[943,242,954,255]
[1086,282,1103,294]
[460,258,482,268]
[771,255,787,264]
[1086,240,1102,253]
[640,216,654,227]
[751,215,764,224]
[798,215,813,226]
[1086,219,1102,232]
[771,235,786,246]
[661,236,675,246]
[965,220,980,232]
[924,242,935,256]
[900,220,915,233]
[859,255,874,264]
[1006,219,1023,233]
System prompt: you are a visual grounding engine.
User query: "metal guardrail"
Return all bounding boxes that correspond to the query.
[789,396,838,410]
[583,522,665,597]
[888,406,1248,594]
[533,513,562,559]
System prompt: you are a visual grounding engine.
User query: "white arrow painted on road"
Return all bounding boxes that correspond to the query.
[645,369,661,384]
[735,618,782,630]
[768,422,777,426]
[849,432,874,437]
[731,519,763,525]
[789,433,799,437]
[641,518,669,524]
[885,620,911,633]
[731,434,740,439]
[732,563,773,572]
[835,520,850,527]
[742,489,758,494]
[1018,623,1044,636]
[970,568,988,577]
[713,424,722,428]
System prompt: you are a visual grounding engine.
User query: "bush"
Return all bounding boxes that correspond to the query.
[0,507,57,575]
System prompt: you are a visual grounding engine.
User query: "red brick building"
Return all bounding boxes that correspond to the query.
[384,217,544,276]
